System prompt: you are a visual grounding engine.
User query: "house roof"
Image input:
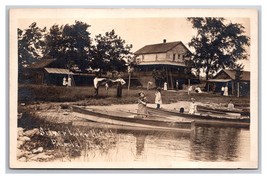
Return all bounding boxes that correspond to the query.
[44,68,74,75]
[44,68,94,76]
[214,69,250,81]
[137,61,186,67]
[135,41,190,55]
[28,59,56,69]
[208,79,232,83]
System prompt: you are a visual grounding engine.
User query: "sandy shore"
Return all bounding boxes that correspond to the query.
[87,101,199,113]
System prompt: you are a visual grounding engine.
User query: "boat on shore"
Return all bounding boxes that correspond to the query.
[147,107,250,128]
[72,106,195,133]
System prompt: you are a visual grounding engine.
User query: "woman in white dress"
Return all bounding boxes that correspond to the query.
[155,88,162,109]
[223,85,229,96]
[163,82,168,91]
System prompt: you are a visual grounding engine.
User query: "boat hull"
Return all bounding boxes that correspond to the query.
[147,107,250,128]
[197,105,250,116]
[72,106,195,132]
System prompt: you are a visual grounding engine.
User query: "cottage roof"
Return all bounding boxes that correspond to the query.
[44,68,74,75]
[28,59,56,69]
[214,69,250,81]
[135,41,190,55]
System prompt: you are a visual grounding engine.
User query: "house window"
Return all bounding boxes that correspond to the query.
[173,54,176,61]
[142,55,144,61]
[178,54,181,59]
[156,54,158,61]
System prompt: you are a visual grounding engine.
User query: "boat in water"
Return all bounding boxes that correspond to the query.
[147,107,250,128]
[197,105,250,116]
[72,106,195,133]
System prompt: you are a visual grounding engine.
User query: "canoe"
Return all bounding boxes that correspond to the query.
[147,107,250,128]
[72,106,195,132]
[197,105,250,116]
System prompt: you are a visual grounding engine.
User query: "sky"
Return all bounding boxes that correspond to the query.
[16,9,251,71]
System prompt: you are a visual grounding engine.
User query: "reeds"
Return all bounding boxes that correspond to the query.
[19,113,118,162]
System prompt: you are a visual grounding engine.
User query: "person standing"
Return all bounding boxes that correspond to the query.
[176,80,179,90]
[105,82,109,96]
[189,98,197,114]
[155,87,162,109]
[163,82,168,91]
[67,75,72,87]
[63,77,67,86]
[223,84,229,96]
[221,86,225,96]
[116,77,126,98]
[137,92,148,118]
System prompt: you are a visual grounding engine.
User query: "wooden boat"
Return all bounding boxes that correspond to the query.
[197,105,250,116]
[147,107,250,128]
[72,106,195,132]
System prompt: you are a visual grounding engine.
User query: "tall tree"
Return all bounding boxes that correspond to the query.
[91,29,133,72]
[62,21,91,71]
[187,17,250,80]
[43,24,64,60]
[18,22,46,69]
[43,21,91,71]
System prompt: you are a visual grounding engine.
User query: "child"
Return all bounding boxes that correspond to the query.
[227,100,235,110]
[189,98,197,114]
[137,92,148,118]
[155,87,162,109]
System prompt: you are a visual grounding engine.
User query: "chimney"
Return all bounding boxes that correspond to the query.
[163,39,166,43]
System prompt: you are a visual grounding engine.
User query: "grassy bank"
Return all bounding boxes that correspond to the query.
[18,84,250,107]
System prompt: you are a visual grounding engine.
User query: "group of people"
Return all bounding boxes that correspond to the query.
[136,87,235,118]
[93,76,126,97]
[62,76,72,87]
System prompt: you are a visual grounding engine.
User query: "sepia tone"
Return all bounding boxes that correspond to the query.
[9,8,258,169]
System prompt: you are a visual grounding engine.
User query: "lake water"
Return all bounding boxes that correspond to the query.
[73,125,250,163]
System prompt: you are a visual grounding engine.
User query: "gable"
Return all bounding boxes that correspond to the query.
[135,41,191,55]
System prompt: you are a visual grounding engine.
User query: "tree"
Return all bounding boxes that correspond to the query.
[187,17,250,80]
[62,21,91,71]
[44,21,91,71]
[43,24,64,60]
[18,22,46,69]
[152,69,167,87]
[90,29,133,72]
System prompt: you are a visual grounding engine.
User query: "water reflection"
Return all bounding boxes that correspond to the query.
[134,133,146,157]
[190,127,249,161]
[18,112,250,163]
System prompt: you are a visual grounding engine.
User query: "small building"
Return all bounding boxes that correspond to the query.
[207,69,250,96]
[22,59,95,86]
[133,40,196,89]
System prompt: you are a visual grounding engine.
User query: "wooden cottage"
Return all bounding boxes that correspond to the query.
[207,69,250,96]
[22,59,95,86]
[134,40,195,89]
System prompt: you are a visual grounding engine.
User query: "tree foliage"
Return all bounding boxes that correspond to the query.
[90,29,133,72]
[187,17,250,80]
[44,21,91,71]
[18,22,46,68]
[152,69,167,87]
[18,23,132,73]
